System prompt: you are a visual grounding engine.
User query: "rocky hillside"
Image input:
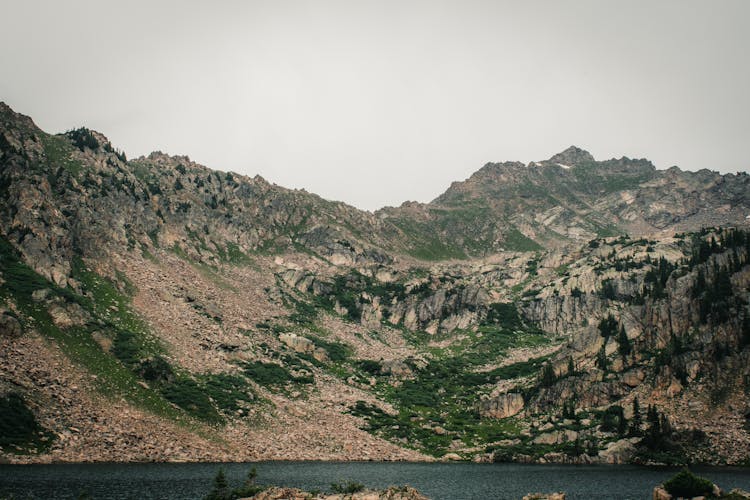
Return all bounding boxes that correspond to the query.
[1,102,749,465]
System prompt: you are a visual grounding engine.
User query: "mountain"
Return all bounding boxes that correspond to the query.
[1,102,749,465]
[379,146,750,258]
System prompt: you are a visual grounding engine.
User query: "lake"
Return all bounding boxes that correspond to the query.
[1,462,749,499]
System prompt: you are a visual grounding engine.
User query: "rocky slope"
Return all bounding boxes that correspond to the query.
[1,102,749,465]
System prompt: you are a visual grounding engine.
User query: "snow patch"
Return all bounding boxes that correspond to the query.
[557,163,572,170]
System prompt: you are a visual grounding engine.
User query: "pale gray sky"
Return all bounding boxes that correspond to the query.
[1,0,749,210]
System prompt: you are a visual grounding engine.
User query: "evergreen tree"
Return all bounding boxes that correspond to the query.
[629,397,642,436]
[598,314,618,338]
[205,468,231,500]
[596,344,609,371]
[540,363,557,387]
[617,324,631,358]
[233,467,263,498]
[742,313,750,348]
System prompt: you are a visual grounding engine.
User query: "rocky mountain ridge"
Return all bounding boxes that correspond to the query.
[1,102,749,465]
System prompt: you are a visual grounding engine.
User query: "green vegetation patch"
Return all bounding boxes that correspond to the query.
[352,353,546,456]
[502,228,542,252]
[202,373,256,414]
[161,378,222,424]
[391,217,467,261]
[241,361,313,388]
[40,133,84,177]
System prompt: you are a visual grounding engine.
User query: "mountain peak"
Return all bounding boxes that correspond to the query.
[546,146,594,166]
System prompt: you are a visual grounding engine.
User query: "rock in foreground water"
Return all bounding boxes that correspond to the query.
[247,486,429,500]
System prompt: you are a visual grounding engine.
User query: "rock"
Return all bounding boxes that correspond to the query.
[380,360,412,378]
[598,438,637,464]
[713,483,723,497]
[523,493,565,500]
[621,368,645,387]
[279,333,315,354]
[31,288,51,302]
[533,431,565,445]
[652,486,671,500]
[47,302,89,328]
[312,347,329,363]
[0,311,22,337]
[249,486,430,500]
[441,452,462,461]
[478,393,525,419]
[563,429,578,442]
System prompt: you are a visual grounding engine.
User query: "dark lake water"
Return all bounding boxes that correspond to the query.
[1,462,749,500]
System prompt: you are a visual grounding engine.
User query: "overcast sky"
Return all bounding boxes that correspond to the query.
[1,1,749,211]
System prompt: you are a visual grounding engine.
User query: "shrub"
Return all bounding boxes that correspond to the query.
[138,356,174,383]
[357,360,382,375]
[242,361,312,387]
[112,330,141,368]
[331,481,365,494]
[663,468,713,498]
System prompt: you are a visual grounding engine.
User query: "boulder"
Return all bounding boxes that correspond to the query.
[0,310,22,337]
[533,431,565,445]
[47,302,90,328]
[279,333,315,354]
[312,348,329,363]
[652,486,671,500]
[621,368,645,388]
[478,393,525,419]
[380,360,412,378]
[31,288,51,302]
[598,438,637,464]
